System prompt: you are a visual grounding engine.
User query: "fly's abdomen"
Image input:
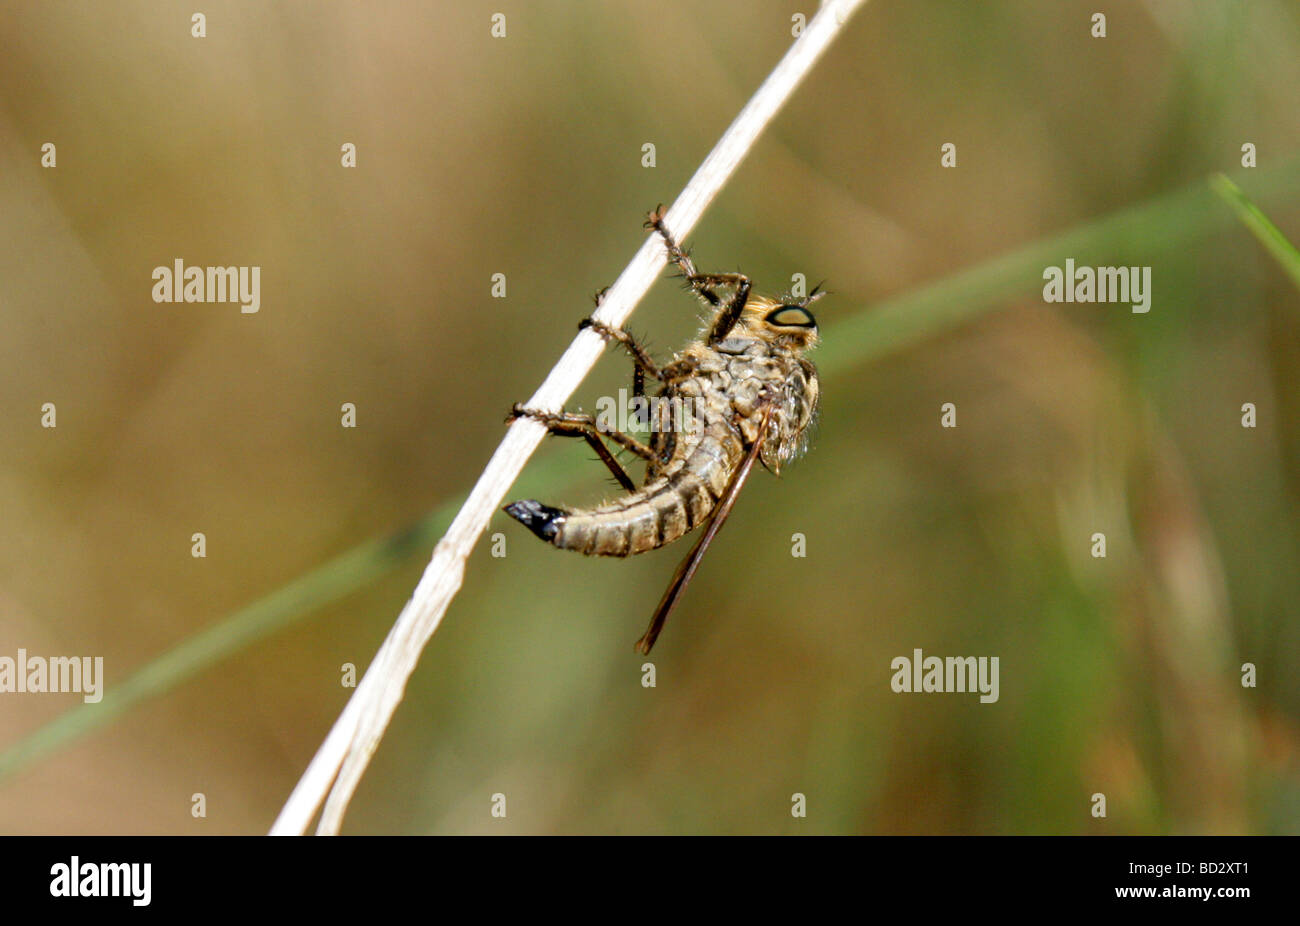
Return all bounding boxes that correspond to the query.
[556,472,708,557]
[506,422,743,557]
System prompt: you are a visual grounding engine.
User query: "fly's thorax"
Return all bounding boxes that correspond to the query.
[696,339,820,471]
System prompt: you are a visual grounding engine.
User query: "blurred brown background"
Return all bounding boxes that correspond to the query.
[0,0,1297,834]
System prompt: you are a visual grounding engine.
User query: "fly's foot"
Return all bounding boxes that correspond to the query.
[644,205,686,256]
[578,317,622,341]
[643,203,667,232]
[579,318,662,385]
[506,402,549,425]
[645,205,692,270]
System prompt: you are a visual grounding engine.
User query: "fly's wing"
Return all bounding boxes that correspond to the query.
[635,402,774,654]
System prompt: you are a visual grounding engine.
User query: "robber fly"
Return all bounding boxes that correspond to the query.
[505,207,821,654]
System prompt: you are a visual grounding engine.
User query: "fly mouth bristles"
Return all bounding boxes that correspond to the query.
[504,499,567,542]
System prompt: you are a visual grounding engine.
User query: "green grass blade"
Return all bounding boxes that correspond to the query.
[1209,172,1300,293]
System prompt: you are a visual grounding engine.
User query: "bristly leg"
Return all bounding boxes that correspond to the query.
[579,317,661,399]
[644,206,751,345]
[507,404,649,492]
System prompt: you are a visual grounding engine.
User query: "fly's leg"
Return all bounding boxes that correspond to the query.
[508,404,653,493]
[579,317,660,400]
[645,206,702,282]
[509,405,655,461]
[698,276,752,346]
[645,206,752,345]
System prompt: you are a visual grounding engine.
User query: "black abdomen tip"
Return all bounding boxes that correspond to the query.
[504,499,567,543]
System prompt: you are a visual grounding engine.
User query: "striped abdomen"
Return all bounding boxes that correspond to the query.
[506,419,745,557]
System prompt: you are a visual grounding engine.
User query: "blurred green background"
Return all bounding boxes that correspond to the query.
[1,0,1297,834]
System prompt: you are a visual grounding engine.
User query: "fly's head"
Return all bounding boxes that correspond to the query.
[735,292,821,355]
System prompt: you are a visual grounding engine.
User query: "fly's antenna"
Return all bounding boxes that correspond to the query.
[778,281,828,307]
[800,281,829,307]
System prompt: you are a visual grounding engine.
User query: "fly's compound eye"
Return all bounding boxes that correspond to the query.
[764,305,817,329]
